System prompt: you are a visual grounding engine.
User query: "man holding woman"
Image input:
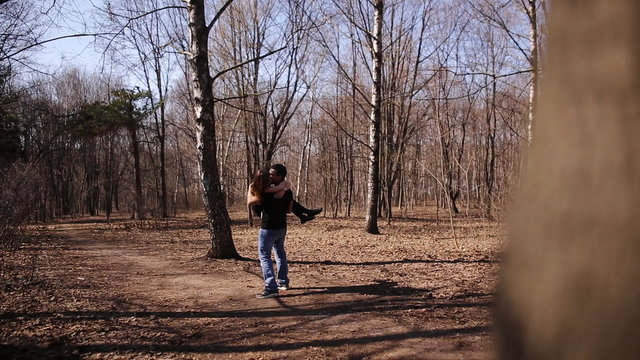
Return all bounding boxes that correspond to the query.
[249,164,321,299]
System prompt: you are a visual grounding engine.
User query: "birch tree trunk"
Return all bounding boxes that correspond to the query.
[527,0,539,145]
[296,108,312,199]
[365,0,384,234]
[187,0,238,259]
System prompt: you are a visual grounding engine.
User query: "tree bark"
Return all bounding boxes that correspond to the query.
[187,0,239,259]
[365,0,384,235]
[296,104,313,200]
[153,57,169,218]
[484,75,497,219]
[128,124,145,220]
[527,0,539,145]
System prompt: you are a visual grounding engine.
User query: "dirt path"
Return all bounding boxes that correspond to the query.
[1,210,499,359]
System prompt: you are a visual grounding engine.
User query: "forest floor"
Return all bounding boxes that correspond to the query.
[0,206,504,359]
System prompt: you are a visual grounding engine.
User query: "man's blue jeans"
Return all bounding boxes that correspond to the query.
[258,228,288,291]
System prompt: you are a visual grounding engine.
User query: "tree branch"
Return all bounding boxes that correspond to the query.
[207,0,235,30]
[4,32,117,61]
[211,46,286,83]
[104,5,187,22]
[316,100,372,151]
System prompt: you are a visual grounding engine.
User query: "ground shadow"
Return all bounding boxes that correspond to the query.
[282,279,428,297]
[0,324,490,357]
[0,279,493,358]
[237,257,496,266]
[46,216,249,230]
[288,258,497,266]
[0,282,491,322]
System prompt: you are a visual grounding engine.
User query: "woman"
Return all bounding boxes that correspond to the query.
[247,169,321,224]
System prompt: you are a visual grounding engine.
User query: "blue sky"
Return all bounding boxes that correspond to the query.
[32,0,105,73]
[34,35,103,72]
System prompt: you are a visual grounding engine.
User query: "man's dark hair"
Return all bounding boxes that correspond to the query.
[270,163,287,177]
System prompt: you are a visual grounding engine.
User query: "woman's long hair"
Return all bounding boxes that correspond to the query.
[249,168,271,199]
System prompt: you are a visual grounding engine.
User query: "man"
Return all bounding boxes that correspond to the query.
[256,163,292,298]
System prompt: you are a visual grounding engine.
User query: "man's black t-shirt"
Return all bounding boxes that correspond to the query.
[260,190,292,229]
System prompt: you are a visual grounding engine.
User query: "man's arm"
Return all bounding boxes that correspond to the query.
[263,180,290,193]
[264,180,291,198]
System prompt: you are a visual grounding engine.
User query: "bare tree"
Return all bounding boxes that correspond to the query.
[379,1,431,223]
[318,0,385,233]
[186,0,238,259]
[102,0,183,218]
[219,0,314,173]
[523,0,541,144]
[296,97,314,202]
[0,0,54,65]
[466,0,547,144]
[364,0,384,234]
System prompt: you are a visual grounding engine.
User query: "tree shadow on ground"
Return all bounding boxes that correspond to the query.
[289,258,498,266]
[46,216,249,230]
[0,324,490,358]
[236,257,496,266]
[282,279,428,297]
[0,282,491,322]
[0,282,492,358]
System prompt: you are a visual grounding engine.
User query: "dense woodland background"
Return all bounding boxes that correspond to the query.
[0,0,546,247]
